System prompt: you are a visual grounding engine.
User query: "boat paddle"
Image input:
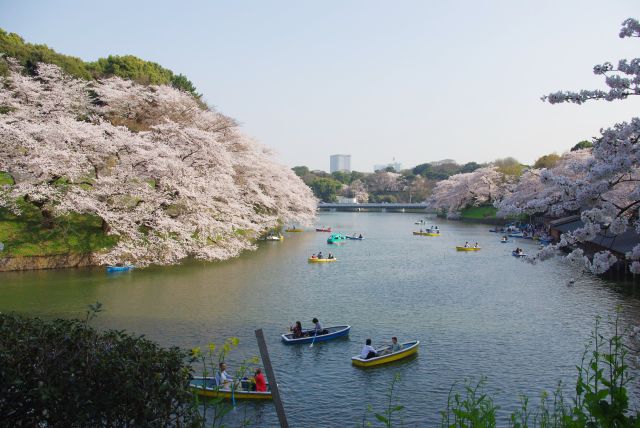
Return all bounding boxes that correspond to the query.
[231,381,236,408]
[309,331,317,348]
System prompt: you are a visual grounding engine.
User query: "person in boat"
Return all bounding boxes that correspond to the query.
[474,242,479,248]
[254,368,267,392]
[317,251,324,259]
[311,253,317,259]
[464,241,470,248]
[215,362,233,389]
[291,321,304,338]
[390,336,401,353]
[311,317,327,335]
[360,338,378,359]
[419,229,423,233]
[327,252,334,259]
[358,233,363,239]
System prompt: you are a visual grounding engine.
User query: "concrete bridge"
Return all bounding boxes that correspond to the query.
[317,202,432,212]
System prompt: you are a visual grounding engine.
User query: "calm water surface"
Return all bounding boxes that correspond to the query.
[1,212,640,427]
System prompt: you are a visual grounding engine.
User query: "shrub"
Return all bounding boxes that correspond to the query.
[0,310,199,426]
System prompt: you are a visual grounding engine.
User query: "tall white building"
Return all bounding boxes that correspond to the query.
[330,154,351,173]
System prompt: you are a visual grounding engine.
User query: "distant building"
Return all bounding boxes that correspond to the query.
[374,162,402,172]
[431,159,456,166]
[337,197,357,204]
[330,154,351,173]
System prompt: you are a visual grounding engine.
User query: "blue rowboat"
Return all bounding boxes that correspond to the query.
[281,325,350,344]
[345,236,364,240]
[106,265,134,272]
[512,251,527,258]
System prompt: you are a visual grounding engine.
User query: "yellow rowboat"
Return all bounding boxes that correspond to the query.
[456,246,481,251]
[285,228,304,232]
[351,341,419,367]
[189,377,272,400]
[308,257,338,263]
[413,231,440,236]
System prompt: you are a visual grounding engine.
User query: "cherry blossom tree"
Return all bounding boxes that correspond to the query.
[496,149,593,218]
[342,179,369,203]
[0,59,316,266]
[427,167,507,216]
[533,18,640,274]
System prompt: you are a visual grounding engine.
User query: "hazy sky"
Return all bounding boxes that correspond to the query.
[2,1,639,171]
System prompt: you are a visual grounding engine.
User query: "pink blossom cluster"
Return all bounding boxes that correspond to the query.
[0,59,316,266]
[427,167,508,216]
[503,18,640,274]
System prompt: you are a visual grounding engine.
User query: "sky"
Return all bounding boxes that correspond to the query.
[1,1,639,172]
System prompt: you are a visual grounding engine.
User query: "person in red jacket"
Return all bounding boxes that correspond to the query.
[254,368,267,392]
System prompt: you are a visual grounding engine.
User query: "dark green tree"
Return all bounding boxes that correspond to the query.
[461,162,481,173]
[310,177,343,202]
[292,165,310,177]
[571,140,594,151]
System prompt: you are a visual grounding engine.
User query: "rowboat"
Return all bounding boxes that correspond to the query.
[512,251,527,257]
[456,246,481,251]
[285,228,304,232]
[508,232,524,238]
[262,235,283,241]
[413,231,439,236]
[106,265,134,272]
[281,325,351,344]
[345,236,364,240]
[308,257,338,263]
[500,239,509,243]
[351,341,419,367]
[327,233,347,244]
[316,227,332,232]
[189,376,272,400]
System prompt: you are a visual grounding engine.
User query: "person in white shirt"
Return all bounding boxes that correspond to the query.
[360,338,378,359]
[215,362,233,389]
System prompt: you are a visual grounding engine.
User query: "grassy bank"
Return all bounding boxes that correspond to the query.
[459,205,498,219]
[0,201,117,257]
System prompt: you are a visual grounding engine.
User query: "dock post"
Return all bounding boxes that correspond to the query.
[255,329,289,428]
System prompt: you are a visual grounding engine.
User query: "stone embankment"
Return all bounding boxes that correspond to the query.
[0,254,95,272]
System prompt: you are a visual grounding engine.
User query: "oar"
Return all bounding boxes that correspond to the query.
[309,331,318,348]
[231,380,236,408]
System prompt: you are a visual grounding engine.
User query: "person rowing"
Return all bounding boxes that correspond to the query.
[379,336,402,356]
[317,251,324,259]
[312,317,327,335]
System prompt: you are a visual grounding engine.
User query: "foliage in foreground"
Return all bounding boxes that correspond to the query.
[0,309,200,427]
[440,312,639,428]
